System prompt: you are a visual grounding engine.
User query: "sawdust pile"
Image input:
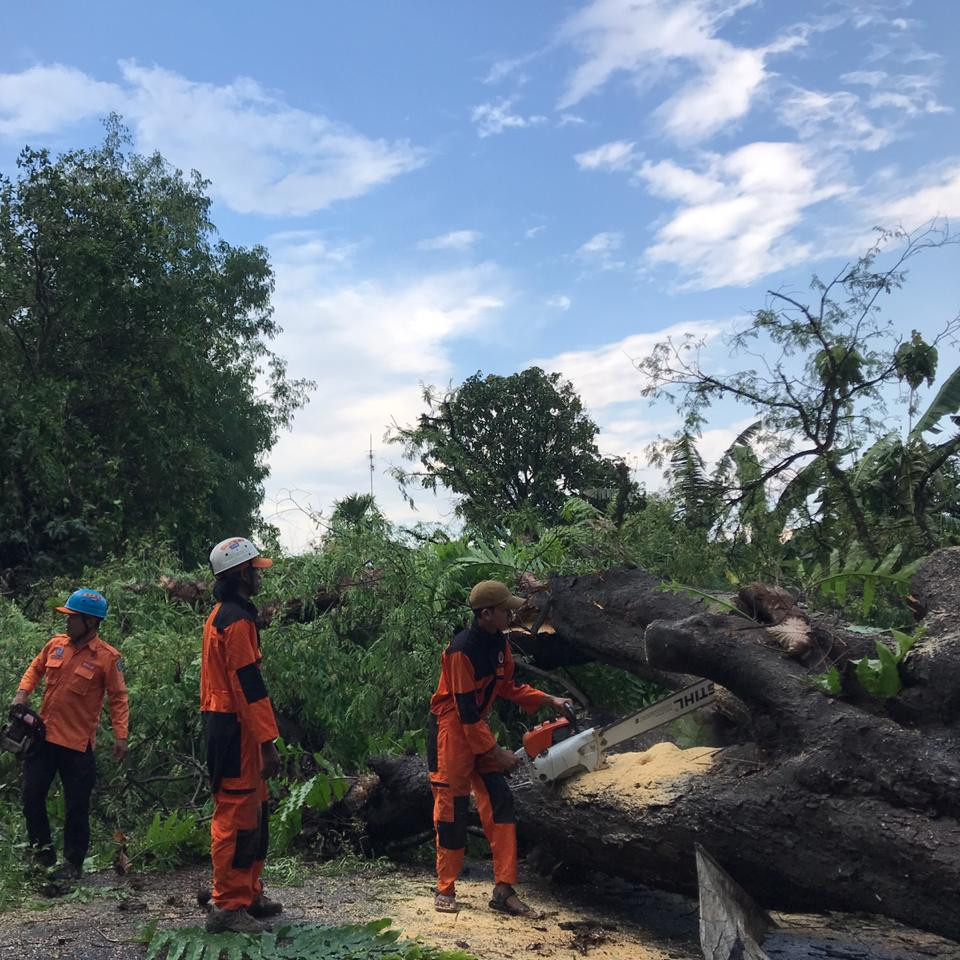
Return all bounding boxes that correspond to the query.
[387,877,683,960]
[562,742,717,808]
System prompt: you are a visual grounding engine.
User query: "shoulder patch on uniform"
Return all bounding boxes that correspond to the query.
[115,658,124,673]
[52,647,64,659]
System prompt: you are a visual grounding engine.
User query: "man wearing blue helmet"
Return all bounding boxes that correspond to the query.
[12,588,129,880]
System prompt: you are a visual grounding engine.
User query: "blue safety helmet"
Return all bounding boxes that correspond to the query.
[56,589,108,620]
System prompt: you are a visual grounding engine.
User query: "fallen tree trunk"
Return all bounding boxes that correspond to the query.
[315,550,960,942]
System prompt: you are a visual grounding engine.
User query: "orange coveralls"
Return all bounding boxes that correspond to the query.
[428,623,546,896]
[200,595,279,911]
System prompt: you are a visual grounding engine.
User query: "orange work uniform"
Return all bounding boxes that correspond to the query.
[18,634,129,751]
[17,633,128,867]
[201,592,279,912]
[428,623,546,896]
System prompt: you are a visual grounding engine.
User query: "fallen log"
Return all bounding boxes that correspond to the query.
[314,548,960,942]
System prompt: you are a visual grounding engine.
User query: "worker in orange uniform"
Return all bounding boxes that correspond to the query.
[201,536,282,934]
[428,580,573,917]
[12,589,128,880]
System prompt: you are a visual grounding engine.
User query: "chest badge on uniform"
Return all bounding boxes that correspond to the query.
[82,661,96,671]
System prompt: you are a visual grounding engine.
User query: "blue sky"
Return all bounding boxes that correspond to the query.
[3,1,960,548]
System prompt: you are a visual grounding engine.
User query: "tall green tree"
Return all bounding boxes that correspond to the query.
[389,367,630,531]
[639,226,960,563]
[0,121,310,579]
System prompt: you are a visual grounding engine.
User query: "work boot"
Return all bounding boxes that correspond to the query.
[51,862,82,882]
[248,891,283,918]
[31,846,56,869]
[205,906,268,934]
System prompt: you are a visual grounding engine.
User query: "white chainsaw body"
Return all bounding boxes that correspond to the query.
[517,678,716,784]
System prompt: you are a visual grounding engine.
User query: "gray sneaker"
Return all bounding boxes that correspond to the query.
[205,906,268,934]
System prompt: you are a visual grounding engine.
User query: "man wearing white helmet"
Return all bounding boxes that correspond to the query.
[201,537,281,934]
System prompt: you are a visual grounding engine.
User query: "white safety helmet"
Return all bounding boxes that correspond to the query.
[209,537,273,577]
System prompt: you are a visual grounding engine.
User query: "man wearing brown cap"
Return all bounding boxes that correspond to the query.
[428,579,572,917]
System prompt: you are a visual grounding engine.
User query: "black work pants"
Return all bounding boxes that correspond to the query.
[22,740,97,867]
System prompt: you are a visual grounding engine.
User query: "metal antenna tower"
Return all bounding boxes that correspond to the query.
[368,434,375,496]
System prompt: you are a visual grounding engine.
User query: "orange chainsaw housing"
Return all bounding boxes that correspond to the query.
[522,716,572,759]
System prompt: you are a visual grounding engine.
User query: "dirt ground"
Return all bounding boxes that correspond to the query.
[0,858,958,960]
[0,859,701,960]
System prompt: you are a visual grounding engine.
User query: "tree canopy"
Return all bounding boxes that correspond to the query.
[0,121,310,581]
[640,226,960,568]
[388,367,632,531]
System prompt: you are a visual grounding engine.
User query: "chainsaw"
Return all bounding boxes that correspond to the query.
[0,704,45,759]
[516,679,716,784]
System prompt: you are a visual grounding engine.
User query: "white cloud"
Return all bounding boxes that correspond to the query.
[636,159,723,203]
[557,0,775,142]
[471,98,547,137]
[266,230,358,266]
[121,62,426,216]
[579,231,622,254]
[779,69,950,154]
[0,61,427,216]
[525,225,547,239]
[546,295,572,311]
[530,320,729,475]
[639,142,844,288]
[575,139,637,172]
[0,63,122,136]
[418,230,482,252]
[558,113,588,127]
[779,87,893,152]
[877,164,960,229]
[264,237,511,548]
[576,231,626,271]
[483,53,537,86]
[531,320,722,410]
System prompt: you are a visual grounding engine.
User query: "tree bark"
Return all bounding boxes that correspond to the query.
[314,550,960,942]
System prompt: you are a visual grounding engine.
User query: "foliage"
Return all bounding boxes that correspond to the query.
[657,581,758,621]
[0,119,311,580]
[796,543,924,620]
[807,666,842,696]
[639,225,960,566]
[388,368,636,531]
[134,810,209,871]
[851,628,920,699]
[270,742,349,854]
[145,919,475,960]
[808,628,920,699]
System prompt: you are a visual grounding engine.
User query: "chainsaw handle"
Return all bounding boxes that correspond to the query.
[562,702,579,732]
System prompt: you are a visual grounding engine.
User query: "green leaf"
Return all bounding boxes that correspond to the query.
[911,363,960,438]
[182,941,206,960]
[834,575,848,606]
[891,628,919,660]
[853,641,902,699]
[808,666,841,695]
[861,577,875,618]
[876,544,903,575]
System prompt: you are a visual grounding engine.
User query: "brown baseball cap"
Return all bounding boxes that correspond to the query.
[468,580,525,611]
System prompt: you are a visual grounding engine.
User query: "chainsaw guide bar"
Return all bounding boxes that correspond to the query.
[516,679,716,785]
